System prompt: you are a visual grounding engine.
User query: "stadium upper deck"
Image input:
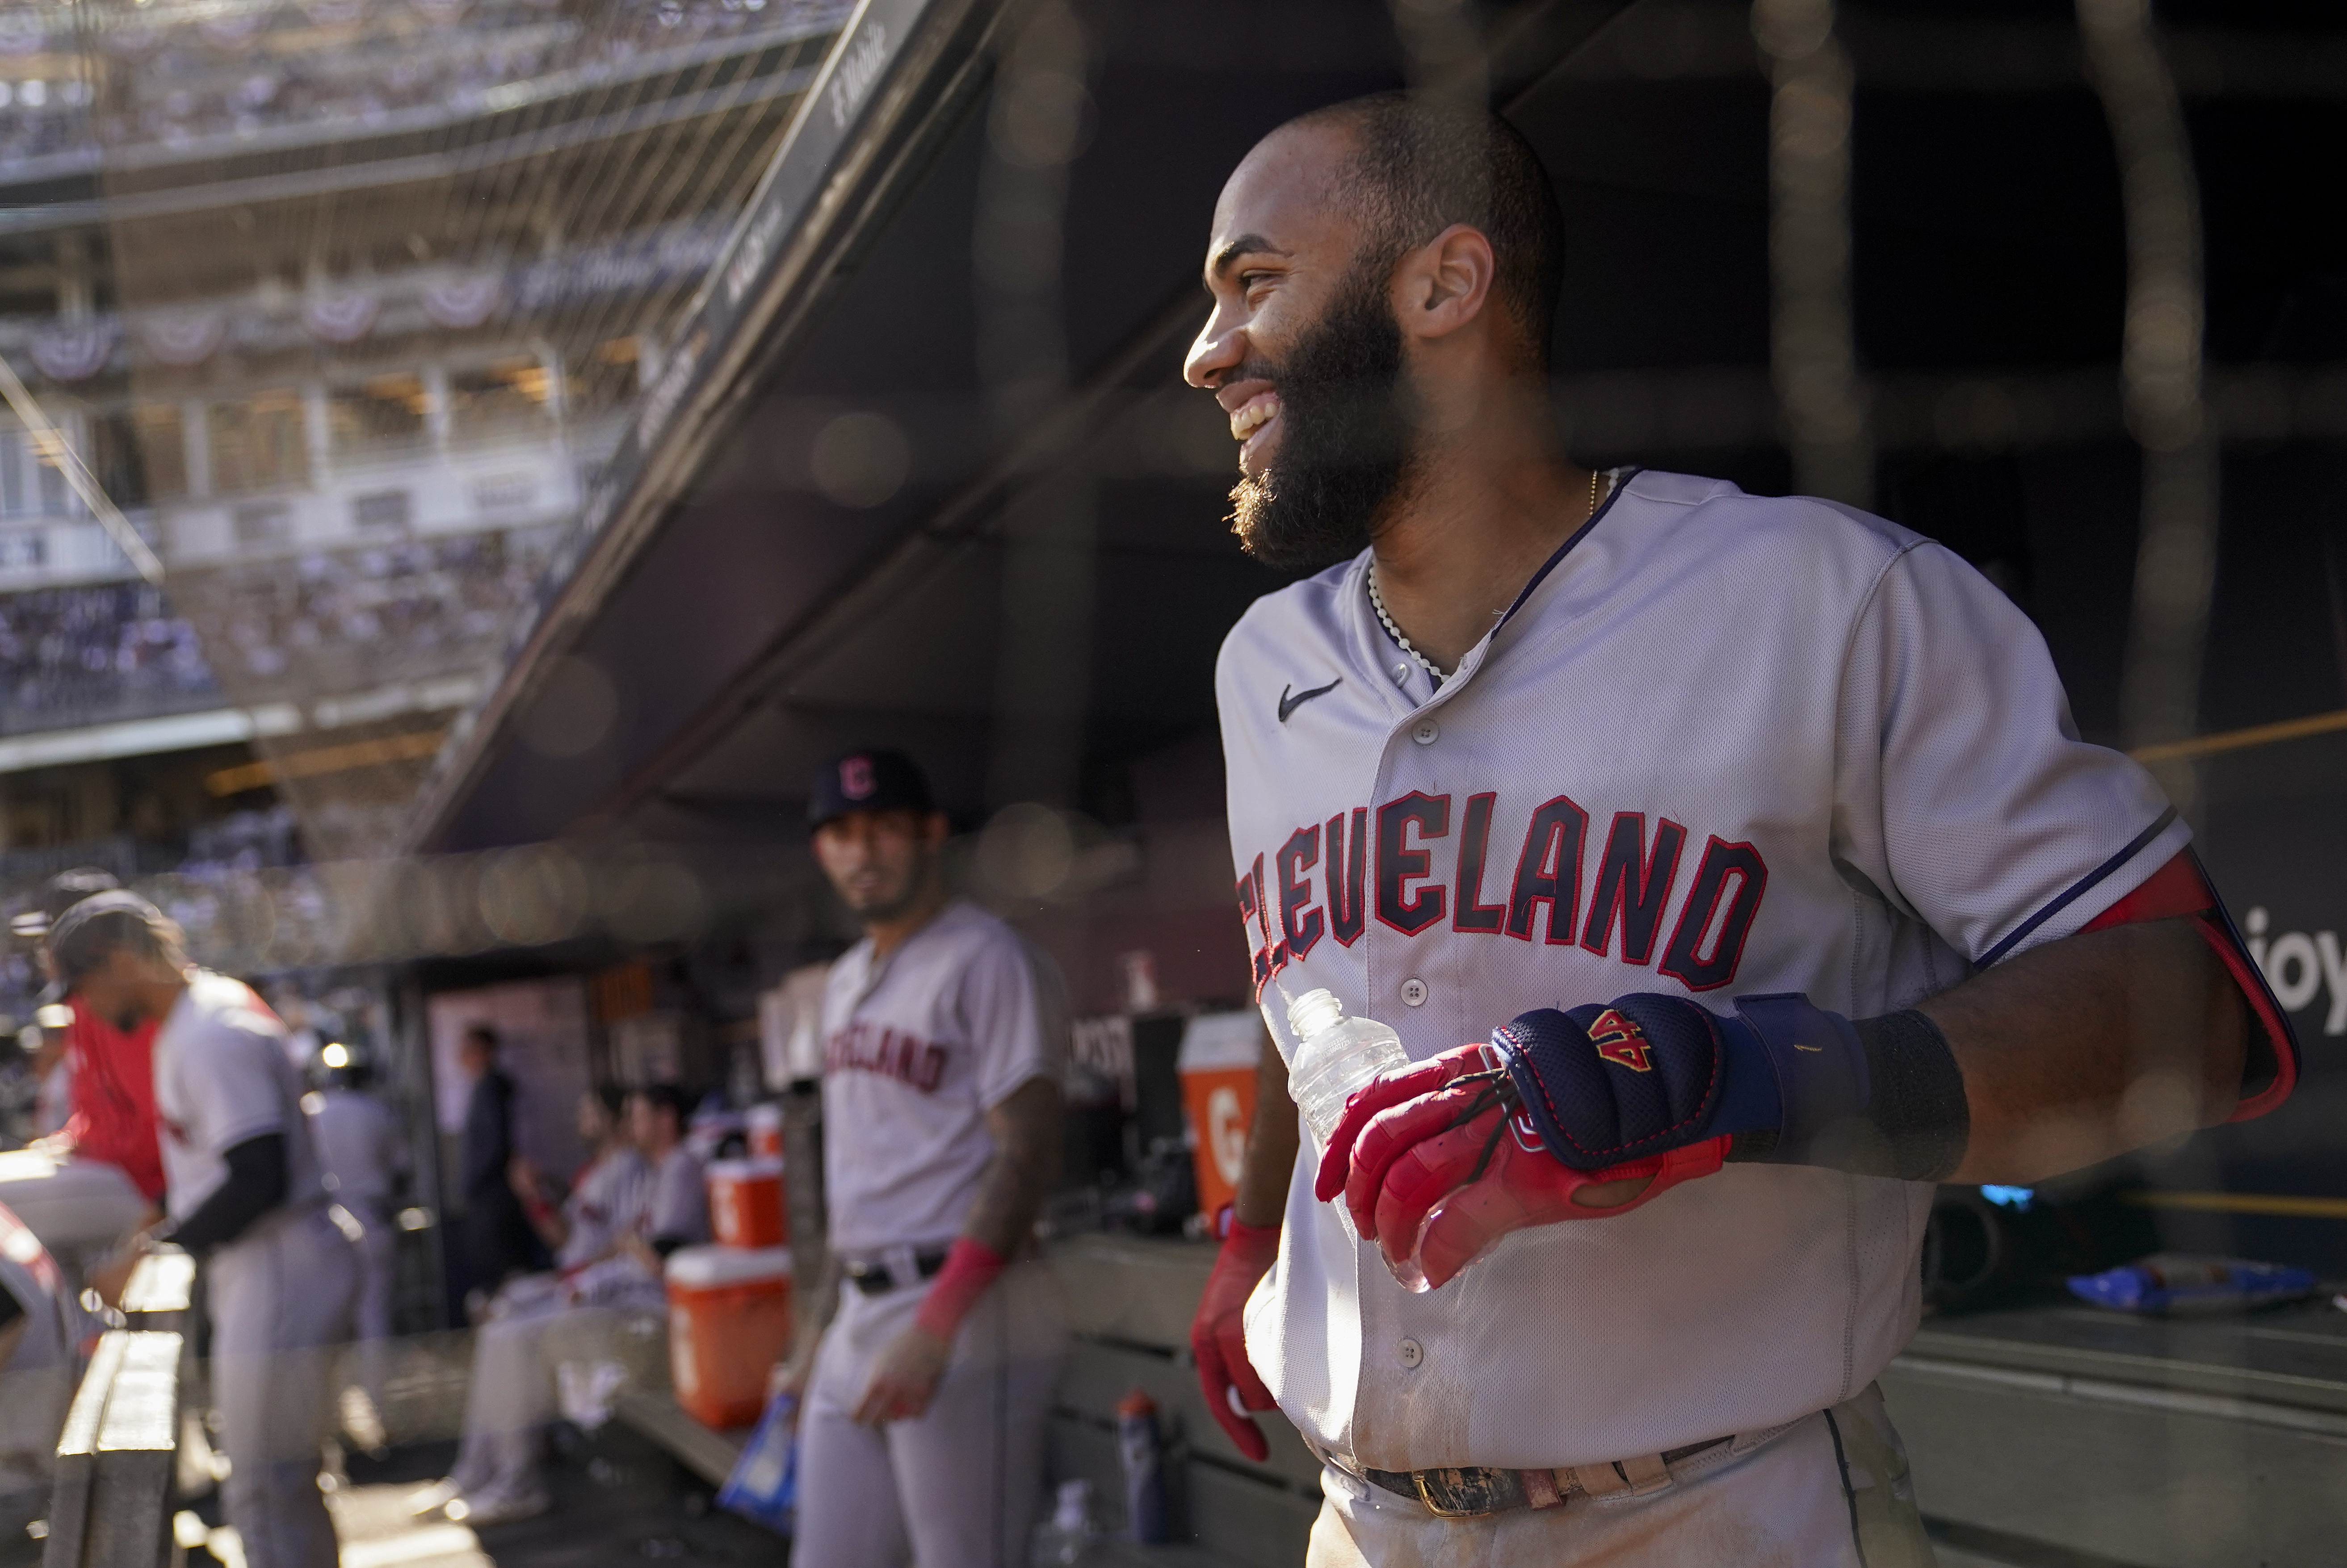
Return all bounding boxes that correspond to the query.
[0,0,854,870]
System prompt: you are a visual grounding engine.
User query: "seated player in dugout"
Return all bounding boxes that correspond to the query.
[1182,92,2296,1567]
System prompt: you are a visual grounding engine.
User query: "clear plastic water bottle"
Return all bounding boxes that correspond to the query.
[1284,989,1409,1153]
[1030,1478,1095,1565]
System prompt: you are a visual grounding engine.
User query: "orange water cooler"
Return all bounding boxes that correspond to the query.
[666,1244,794,1427]
[1177,1011,1268,1220]
[747,1102,785,1161]
[706,1157,787,1249]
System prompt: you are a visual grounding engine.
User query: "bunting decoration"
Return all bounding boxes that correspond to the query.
[28,321,118,382]
[421,273,503,330]
[140,310,229,367]
[302,288,381,344]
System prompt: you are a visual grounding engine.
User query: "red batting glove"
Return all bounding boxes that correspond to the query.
[1188,1217,1281,1461]
[1315,1044,1729,1290]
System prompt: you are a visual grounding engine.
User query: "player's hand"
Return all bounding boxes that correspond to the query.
[506,1156,542,1202]
[88,1245,142,1310]
[1316,1044,1728,1290]
[1188,1217,1281,1462]
[853,1322,951,1425]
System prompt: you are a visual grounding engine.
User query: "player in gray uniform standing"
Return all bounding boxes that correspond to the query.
[777,749,1071,1568]
[1180,95,2297,1566]
[306,1049,410,1442]
[63,893,358,1568]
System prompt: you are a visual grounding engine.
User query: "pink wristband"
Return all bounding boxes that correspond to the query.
[913,1237,1008,1340]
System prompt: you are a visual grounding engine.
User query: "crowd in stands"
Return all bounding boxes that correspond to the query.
[185,525,564,692]
[0,0,855,174]
[0,524,562,734]
[0,584,218,732]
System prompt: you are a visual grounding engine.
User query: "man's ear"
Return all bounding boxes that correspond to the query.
[1391,223,1497,344]
[924,810,952,847]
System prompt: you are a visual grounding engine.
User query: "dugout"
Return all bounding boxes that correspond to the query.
[391,3,2347,1563]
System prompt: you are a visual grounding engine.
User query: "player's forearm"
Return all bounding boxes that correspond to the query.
[1232,1042,1301,1230]
[961,1076,1064,1258]
[162,1132,288,1256]
[1922,918,2248,1184]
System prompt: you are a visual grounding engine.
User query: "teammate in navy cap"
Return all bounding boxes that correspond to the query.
[777,750,1073,1568]
[807,747,935,830]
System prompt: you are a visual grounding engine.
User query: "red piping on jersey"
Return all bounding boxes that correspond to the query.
[2081,850,2297,1121]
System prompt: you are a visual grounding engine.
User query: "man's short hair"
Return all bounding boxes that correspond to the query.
[630,1082,688,1123]
[47,892,183,986]
[12,867,124,943]
[1289,92,1567,367]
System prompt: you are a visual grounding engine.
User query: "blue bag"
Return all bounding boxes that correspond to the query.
[2067,1253,2316,1316]
[716,1391,798,1535]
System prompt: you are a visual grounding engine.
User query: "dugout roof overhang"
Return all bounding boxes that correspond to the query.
[403,0,1654,856]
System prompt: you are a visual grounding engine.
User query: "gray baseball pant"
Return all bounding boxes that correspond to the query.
[207,1207,358,1568]
[793,1257,1068,1568]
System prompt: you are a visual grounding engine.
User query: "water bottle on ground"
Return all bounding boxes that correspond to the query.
[1117,1389,1171,1544]
[1031,1477,1096,1565]
[1284,989,1409,1153]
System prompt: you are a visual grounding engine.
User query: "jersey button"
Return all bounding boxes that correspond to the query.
[1392,662,1411,685]
[1398,1337,1424,1370]
[1411,719,1439,745]
[1400,977,1429,1007]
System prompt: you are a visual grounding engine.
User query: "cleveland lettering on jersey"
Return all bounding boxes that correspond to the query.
[825,1019,949,1093]
[1243,787,1770,1000]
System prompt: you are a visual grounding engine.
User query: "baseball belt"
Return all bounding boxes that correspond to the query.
[843,1246,951,1295]
[1321,1436,1732,1519]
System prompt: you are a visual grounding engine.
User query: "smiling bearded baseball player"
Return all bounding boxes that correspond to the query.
[1181,93,2298,1567]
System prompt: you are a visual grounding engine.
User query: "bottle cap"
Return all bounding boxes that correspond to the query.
[1287,988,1344,1038]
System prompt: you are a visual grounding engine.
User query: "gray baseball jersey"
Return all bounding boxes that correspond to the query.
[154,973,330,1227]
[642,1144,710,1246]
[1216,469,2187,1471]
[558,1147,651,1270]
[306,1086,408,1211]
[819,899,1067,1254]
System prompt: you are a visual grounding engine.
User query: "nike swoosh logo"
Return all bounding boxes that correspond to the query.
[1278,677,1342,723]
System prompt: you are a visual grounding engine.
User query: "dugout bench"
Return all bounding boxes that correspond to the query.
[612,1230,2347,1568]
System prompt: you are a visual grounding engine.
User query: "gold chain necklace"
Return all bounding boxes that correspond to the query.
[1369,467,1612,683]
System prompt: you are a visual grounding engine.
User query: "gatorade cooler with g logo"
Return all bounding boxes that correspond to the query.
[667,1244,794,1427]
[1176,1012,1266,1221]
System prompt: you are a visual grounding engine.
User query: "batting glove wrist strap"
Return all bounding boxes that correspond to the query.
[1727,1009,1968,1181]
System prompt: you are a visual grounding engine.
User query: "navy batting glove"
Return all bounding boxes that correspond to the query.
[1490,994,1887,1174]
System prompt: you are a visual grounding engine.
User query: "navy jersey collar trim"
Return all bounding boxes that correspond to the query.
[1498,465,1644,631]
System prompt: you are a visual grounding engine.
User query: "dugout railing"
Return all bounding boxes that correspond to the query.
[42,1250,192,1568]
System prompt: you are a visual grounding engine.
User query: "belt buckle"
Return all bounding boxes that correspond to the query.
[1411,1467,1511,1519]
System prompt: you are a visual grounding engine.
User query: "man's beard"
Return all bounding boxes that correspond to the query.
[842,851,937,925]
[1227,261,1416,572]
